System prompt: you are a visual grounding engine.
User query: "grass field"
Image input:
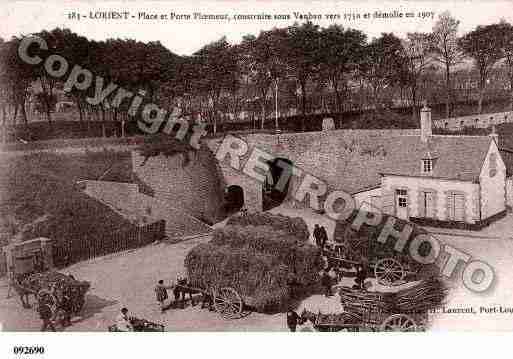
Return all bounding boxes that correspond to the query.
[0,150,134,244]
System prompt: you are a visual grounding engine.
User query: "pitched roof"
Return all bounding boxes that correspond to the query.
[379,135,493,182]
[239,130,493,196]
[294,135,492,194]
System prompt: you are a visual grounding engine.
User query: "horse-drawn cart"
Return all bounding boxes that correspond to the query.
[326,225,423,286]
[15,271,90,317]
[174,282,245,320]
[302,278,445,332]
[306,309,424,332]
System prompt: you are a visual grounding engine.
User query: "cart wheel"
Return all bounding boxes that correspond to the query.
[213,287,243,319]
[374,258,405,286]
[380,314,417,332]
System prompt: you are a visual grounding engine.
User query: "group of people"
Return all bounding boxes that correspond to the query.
[154,277,214,314]
[313,224,329,252]
[38,283,76,332]
[7,269,76,332]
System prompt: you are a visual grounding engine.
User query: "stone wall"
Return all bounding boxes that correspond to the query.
[207,129,420,213]
[132,146,224,224]
[83,180,139,217]
[433,111,513,130]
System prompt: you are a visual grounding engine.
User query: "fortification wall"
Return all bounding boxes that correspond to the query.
[132,146,224,224]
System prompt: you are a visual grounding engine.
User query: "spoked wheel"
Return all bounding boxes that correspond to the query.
[380,314,417,332]
[374,258,405,286]
[213,287,243,320]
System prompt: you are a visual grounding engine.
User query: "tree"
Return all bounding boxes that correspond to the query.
[318,25,366,113]
[284,22,322,130]
[0,37,34,130]
[459,24,505,114]
[240,28,287,129]
[400,33,433,119]
[498,21,513,110]
[359,33,404,119]
[192,37,239,135]
[431,11,463,118]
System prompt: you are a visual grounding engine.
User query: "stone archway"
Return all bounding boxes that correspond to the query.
[262,157,293,211]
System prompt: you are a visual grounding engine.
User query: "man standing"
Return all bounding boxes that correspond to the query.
[321,270,332,297]
[38,301,55,332]
[286,310,301,332]
[60,293,73,327]
[313,224,321,247]
[355,264,368,290]
[320,226,329,252]
[154,279,173,312]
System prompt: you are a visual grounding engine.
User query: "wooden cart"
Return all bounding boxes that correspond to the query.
[325,225,421,286]
[304,286,428,332]
[308,310,423,332]
[174,283,245,320]
[108,318,165,332]
[15,271,90,317]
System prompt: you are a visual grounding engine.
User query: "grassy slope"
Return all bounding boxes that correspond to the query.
[0,151,134,244]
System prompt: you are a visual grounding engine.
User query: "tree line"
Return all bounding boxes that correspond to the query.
[2,11,513,139]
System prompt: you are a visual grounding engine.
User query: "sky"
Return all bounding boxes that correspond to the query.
[1,0,513,55]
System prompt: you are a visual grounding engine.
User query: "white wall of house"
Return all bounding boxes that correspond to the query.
[479,140,507,219]
[353,187,382,213]
[506,178,513,208]
[381,175,480,224]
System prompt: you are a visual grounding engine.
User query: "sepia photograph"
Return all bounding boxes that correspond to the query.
[2,1,513,354]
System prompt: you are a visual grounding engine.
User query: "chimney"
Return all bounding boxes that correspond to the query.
[490,125,499,144]
[420,103,432,143]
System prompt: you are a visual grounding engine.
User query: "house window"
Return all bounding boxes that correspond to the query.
[422,159,433,173]
[396,189,407,207]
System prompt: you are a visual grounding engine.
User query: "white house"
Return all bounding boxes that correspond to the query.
[356,106,508,229]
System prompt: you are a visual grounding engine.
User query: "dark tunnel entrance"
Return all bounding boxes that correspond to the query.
[224,185,245,214]
[262,157,293,211]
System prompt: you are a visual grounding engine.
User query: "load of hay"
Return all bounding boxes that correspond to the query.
[185,215,321,313]
[226,212,310,241]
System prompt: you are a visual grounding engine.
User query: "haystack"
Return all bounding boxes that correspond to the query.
[226,212,310,241]
[185,215,321,313]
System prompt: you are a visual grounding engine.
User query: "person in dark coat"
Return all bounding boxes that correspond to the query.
[60,293,73,327]
[355,264,368,290]
[39,301,56,332]
[286,310,301,332]
[321,270,332,297]
[155,280,173,312]
[320,226,329,251]
[200,287,214,311]
[313,224,321,247]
